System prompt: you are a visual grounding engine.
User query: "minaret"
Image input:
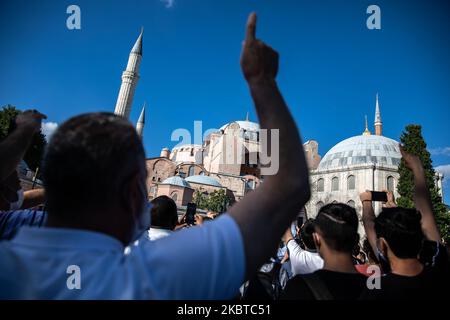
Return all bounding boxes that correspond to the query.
[245,111,249,122]
[374,93,382,136]
[136,102,146,139]
[114,28,143,119]
[363,115,371,136]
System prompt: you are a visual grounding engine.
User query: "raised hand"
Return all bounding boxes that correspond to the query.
[15,109,47,134]
[399,144,423,173]
[240,13,279,85]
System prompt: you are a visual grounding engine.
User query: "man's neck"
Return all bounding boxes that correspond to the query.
[322,251,357,273]
[390,257,424,277]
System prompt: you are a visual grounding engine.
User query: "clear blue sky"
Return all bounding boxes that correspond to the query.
[0,0,449,202]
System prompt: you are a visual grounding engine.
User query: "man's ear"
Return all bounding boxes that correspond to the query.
[313,232,321,250]
[121,172,141,218]
[377,237,389,256]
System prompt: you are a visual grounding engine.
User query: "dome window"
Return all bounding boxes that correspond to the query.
[387,176,395,192]
[317,178,324,192]
[347,175,355,190]
[331,177,339,191]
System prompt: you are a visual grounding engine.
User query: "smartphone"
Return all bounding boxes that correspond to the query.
[371,191,388,202]
[297,216,304,228]
[186,202,197,225]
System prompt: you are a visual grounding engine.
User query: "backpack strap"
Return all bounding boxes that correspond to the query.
[302,273,334,300]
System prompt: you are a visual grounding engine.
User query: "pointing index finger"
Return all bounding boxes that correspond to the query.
[245,12,257,43]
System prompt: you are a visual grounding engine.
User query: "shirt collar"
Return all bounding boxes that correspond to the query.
[11,226,124,252]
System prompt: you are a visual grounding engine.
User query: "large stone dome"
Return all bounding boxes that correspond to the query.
[318,135,401,171]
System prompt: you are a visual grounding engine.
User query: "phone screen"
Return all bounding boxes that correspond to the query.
[186,202,197,225]
[371,191,388,202]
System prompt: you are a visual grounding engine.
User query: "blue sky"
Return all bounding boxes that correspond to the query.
[0,0,449,202]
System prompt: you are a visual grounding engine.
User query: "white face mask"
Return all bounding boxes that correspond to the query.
[9,188,24,210]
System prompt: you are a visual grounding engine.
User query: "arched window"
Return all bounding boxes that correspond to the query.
[316,201,324,214]
[387,176,395,192]
[347,175,355,190]
[317,178,324,192]
[347,200,356,208]
[188,166,195,177]
[171,193,178,202]
[331,177,339,191]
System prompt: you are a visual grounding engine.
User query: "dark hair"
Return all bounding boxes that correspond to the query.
[150,196,178,230]
[314,203,359,253]
[42,113,145,219]
[300,218,316,250]
[374,207,424,259]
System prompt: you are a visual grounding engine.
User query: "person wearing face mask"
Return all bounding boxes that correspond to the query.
[0,109,47,240]
[0,13,313,299]
[281,203,367,300]
[359,147,449,300]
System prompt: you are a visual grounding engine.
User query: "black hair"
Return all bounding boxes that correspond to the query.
[150,196,178,230]
[374,207,424,259]
[314,203,359,253]
[42,113,145,219]
[300,218,316,250]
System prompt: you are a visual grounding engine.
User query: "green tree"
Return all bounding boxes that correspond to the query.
[193,188,229,213]
[0,105,47,172]
[397,124,449,243]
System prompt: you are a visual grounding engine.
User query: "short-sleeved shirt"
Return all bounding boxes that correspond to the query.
[361,241,449,300]
[286,239,324,275]
[0,210,47,240]
[0,214,245,299]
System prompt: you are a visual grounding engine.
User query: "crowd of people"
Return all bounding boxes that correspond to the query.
[0,13,448,300]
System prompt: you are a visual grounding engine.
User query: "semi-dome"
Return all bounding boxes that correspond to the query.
[161,176,191,188]
[185,175,223,187]
[318,135,401,171]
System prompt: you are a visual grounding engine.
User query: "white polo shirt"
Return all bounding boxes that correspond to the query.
[0,214,245,300]
[286,239,324,275]
[148,227,172,241]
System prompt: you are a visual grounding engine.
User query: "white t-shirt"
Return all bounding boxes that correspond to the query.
[148,227,172,241]
[0,214,245,299]
[287,239,324,275]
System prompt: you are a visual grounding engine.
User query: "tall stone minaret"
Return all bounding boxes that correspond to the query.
[136,102,146,139]
[114,28,143,119]
[374,93,382,136]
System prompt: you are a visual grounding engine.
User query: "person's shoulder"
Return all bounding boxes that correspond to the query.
[280,272,317,300]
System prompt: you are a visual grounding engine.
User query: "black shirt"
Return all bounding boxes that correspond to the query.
[361,242,450,300]
[281,269,368,300]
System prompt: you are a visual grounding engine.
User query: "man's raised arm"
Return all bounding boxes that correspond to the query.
[229,13,310,279]
[400,146,441,242]
[0,110,46,183]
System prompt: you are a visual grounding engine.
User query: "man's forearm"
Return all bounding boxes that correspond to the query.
[362,201,378,258]
[21,189,45,209]
[249,81,308,190]
[412,166,440,242]
[229,81,310,279]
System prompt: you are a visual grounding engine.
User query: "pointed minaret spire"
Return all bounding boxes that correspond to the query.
[363,115,371,136]
[114,29,143,119]
[136,102,146,139]
[245,111,249,122]
[374,93,382,136]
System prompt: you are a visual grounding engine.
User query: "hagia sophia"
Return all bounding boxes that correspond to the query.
[113,30,445,223]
